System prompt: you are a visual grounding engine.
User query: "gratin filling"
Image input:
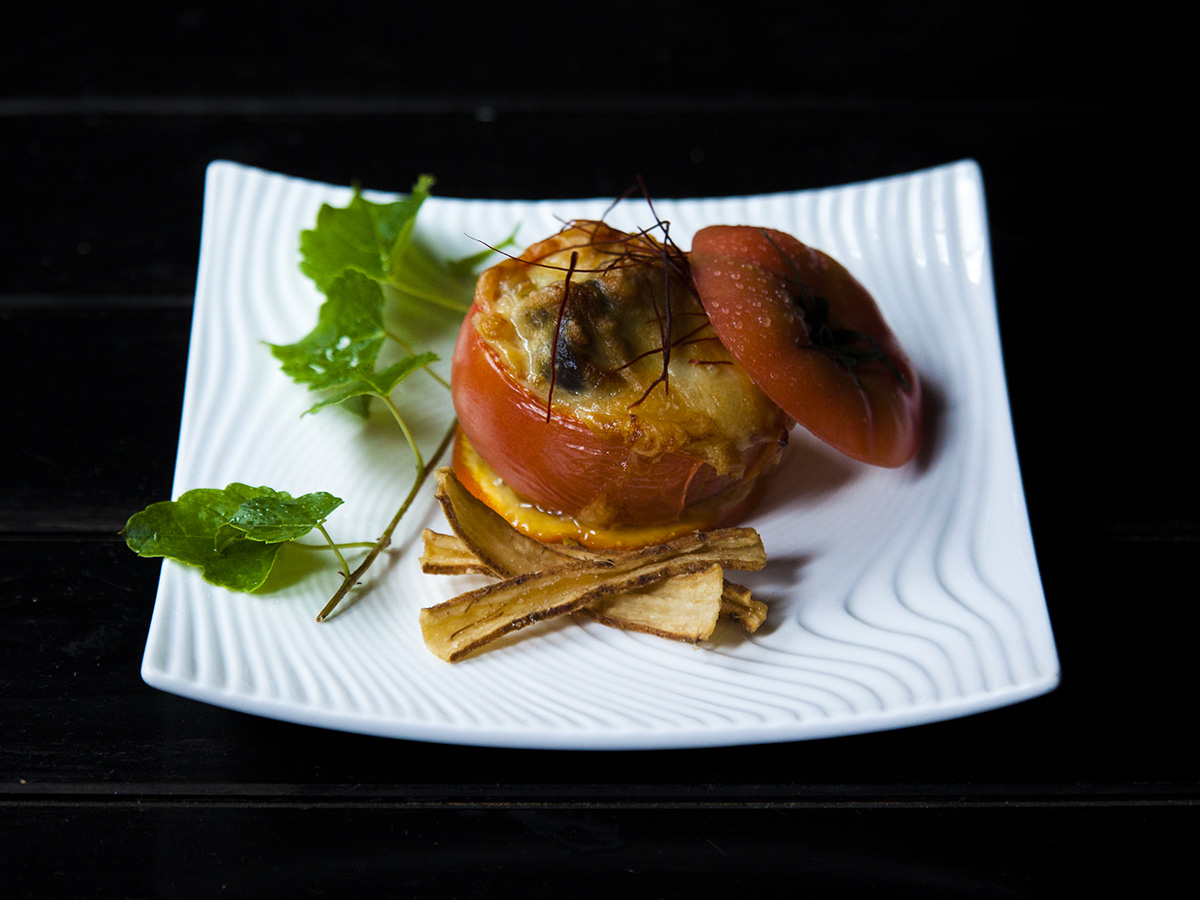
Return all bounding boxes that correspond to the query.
[473,223,784,481]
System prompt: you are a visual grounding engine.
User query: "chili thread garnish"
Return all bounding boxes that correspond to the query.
[545,250,580,421]
[628,219,675,408]
[605,320,715,376]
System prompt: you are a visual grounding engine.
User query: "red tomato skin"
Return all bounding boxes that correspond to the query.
[690,226,923,468]
[450,303,783,528]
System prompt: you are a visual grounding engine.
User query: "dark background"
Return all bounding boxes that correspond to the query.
[2,3,1194,896]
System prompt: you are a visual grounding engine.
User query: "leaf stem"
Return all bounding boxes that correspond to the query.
[315,419,456,622]
[383,329,451,390]
[315,523,352,576]
[390,280,472,313]
[382,396,426,471]
[291,540,376,551]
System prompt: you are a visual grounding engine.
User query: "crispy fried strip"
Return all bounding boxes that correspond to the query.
[420,557,721,661]
[716,580,769,633]
[434,468,563,577]
[419,529,499,576]
[420,528,767,633]
[420,528,765,661]
[421,468,769,658]
[577,564,723,642]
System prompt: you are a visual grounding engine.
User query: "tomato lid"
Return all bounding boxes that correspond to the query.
[690,225,923,468]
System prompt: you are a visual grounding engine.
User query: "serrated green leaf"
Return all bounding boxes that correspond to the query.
[301,352,438,416]
[388,239,474,313]
[299,176,435,293]
[298,175,480,317]
[267,270,387,391]
[269,268,442,415]
[226,491,344,544]
[123,484,341,592]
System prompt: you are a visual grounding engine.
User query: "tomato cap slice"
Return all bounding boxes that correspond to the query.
[690,226,923,468]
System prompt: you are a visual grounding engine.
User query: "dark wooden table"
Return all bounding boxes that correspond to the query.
[4,4,1194,896]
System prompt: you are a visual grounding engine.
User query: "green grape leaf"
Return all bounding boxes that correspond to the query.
[299,175,480,316]
[225,491,344,543]
[299,176,435,293]
[302,352,438,416]
[123,484,344,592]
[267,269,388,392]
[267,268,440,416]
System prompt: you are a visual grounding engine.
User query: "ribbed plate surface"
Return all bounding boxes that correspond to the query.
[141,160,1058,748]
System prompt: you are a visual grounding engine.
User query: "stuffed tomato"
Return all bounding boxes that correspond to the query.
[451,221,791,549]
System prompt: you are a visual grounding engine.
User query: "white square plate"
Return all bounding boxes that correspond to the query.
[141,160,1058,749]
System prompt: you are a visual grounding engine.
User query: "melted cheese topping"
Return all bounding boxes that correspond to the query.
[474,222,784,479]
